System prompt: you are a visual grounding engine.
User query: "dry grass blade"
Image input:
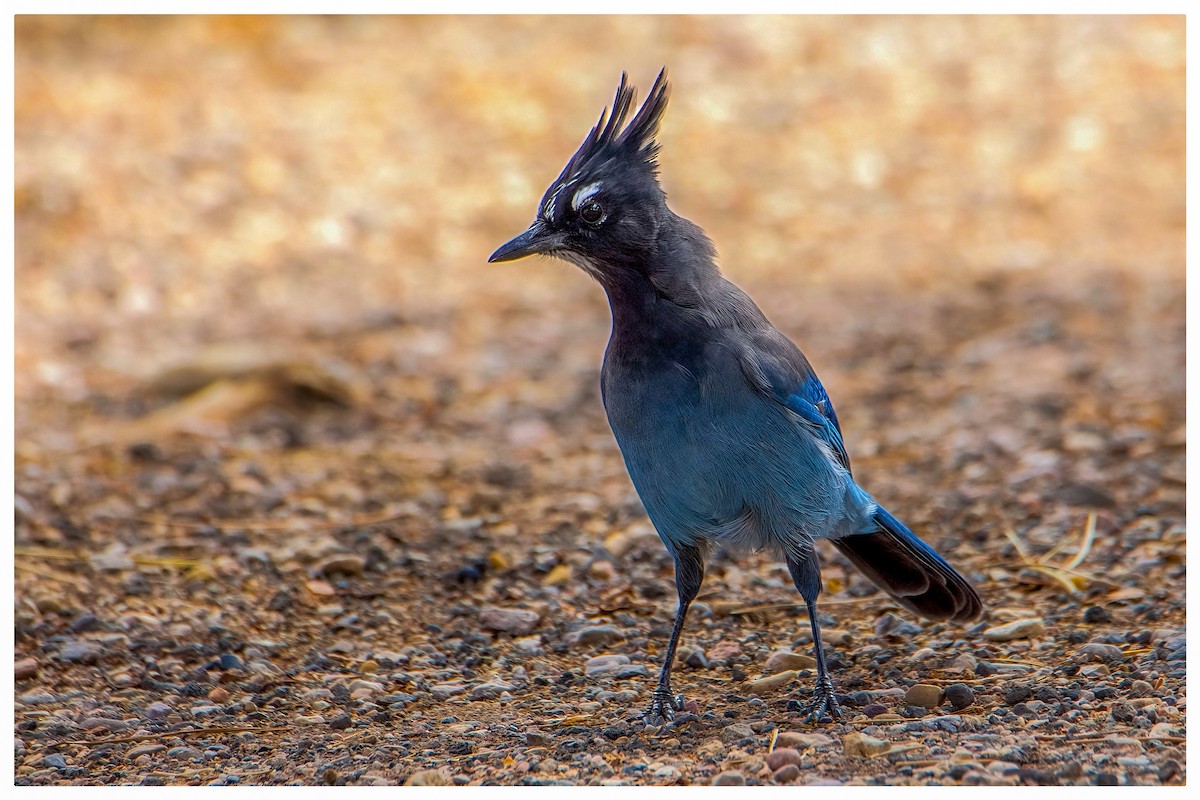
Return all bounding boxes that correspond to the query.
[14,546,84,561]
[1065,513,1099,570]
[1002,514,1109,595]
[15,561,91,589]
[1002,528,1032,562]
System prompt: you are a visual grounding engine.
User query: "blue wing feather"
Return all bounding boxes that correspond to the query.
[781,381,850,472]
[738,331,851,472]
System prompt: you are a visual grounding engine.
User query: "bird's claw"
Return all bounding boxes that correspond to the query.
[644,689,685,727]
[787,681,844,723]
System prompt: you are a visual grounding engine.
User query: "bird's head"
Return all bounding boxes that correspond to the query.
[489,69,671,279]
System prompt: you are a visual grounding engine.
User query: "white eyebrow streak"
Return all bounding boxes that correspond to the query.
[571,182,603,211]
[543,178,576,221]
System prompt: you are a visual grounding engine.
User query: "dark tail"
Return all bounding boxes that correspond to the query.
[832,506,982,622]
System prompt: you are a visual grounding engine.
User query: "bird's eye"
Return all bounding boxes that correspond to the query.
[579,201,605,225]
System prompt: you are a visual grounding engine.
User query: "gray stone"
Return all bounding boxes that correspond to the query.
[1076,643,1125,663]
[479,607,540,635]
[982,619,1044,641]
[468,681,514,701]
[719,722,756,744]
[56,640,103,664]
[712,770,745,786]
[168,747,203,760]
[585,655,630,677]
[572,625,625,647]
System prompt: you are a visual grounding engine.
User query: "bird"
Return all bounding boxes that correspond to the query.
[489,69,982,726]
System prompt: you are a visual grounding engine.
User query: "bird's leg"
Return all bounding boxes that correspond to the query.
[646,543,704,727]
[786,548,843,723]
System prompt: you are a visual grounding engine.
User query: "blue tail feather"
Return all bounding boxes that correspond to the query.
[832,505,982,622]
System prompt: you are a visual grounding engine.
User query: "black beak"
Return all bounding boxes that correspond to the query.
[488,221,562,263]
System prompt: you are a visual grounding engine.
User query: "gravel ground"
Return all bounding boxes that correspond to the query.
[14,16,1185,786]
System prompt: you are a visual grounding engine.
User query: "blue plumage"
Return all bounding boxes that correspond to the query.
[490,69,982,726]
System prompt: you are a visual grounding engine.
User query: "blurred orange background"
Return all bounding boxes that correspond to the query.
[16,15,1184,416]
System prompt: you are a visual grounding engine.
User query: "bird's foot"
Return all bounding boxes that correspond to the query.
[786,679,843,723]
[644,689,685,727]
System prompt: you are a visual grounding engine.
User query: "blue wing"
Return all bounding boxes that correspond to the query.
[737,331,852,473]
[780,374,850,472]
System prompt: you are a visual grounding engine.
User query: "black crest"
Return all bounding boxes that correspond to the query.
[554,68,671,185]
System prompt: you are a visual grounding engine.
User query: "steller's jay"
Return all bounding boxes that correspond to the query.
[490,69,982,725]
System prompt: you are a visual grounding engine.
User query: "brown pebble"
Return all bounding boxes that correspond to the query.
[773,764,802,784]
[776,731,833,749]
[479,607,541,635]
[587,560,615,580]
[905,683,945,708]
[707,640,742,661]
[982,618,1044,641]
[765,747,803,771]
[406,768,453,786]
[126,744,166,760]
[765,651,817,672]
[207,687,230,703]
[15,658,38,680]
[311,554,365,578]
[712,770,745,786]
[843,732,890,758]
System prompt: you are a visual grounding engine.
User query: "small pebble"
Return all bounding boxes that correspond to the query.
[469,681,514,701]
[479,607,540,635]
[15,658,38,680]
[775,732,832,749]
[145,702,172,720]
[587,560,615,581]
[126,744,166,760]
[168,747,203,760]
[406,769,453,786]
[843,732,890,757]
[712,770,745,786]
[56,640,103,664]
[311,554,365,577]
[681,647,708,669]
[707,640,742,661]
[572,625,625,647]
[1158,760,1180,782]
[585,655,630,677]
[1003,685,1032,706]
[904,683,945,708]
[1076,643,1124,662]
[764,651,816,672]
[773,764,802,784]
[875,612,922,639]
[945,684,975,711]
[1082,605,1113,624]
[431,682,467,699]
[328,712,353,730]
[765,747,803,771]
[719,723,755,744]
[983,619,1044,641]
